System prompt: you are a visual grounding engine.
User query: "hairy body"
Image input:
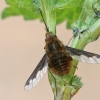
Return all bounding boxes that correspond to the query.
[45,32,72,76]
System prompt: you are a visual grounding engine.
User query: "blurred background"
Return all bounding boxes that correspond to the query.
[0,0,100,100]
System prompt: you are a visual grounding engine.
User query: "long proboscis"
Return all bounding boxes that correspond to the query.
[39,9,49,32]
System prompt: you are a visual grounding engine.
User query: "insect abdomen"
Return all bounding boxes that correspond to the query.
[48,51,72,76]
[45,33,72,76]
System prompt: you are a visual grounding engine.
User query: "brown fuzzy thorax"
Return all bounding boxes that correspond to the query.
[45,32,72,76]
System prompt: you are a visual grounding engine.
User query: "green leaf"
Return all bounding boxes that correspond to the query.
[2,0,84,29]
[2,6,40,20]
[32,0,84,9]
[54,0,83,8]
[32,0,71,9]
[32,0,42,9]
[5,0,83,9]
[2,6,81,27]
[56,5,83,29]
[5,0,33,9]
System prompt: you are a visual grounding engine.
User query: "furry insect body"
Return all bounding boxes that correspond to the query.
[45,32,72,76]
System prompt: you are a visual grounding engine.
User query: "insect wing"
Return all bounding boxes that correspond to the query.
[24,54,48,91]
[66,46,100,63]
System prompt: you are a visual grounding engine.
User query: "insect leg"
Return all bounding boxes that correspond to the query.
[48,69,57,96]
[73,65,78,69]
[67,35,74,46]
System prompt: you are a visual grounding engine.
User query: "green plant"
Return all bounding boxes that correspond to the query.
[2,0,100,100]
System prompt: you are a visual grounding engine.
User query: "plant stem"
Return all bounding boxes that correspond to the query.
[41,0,56,35]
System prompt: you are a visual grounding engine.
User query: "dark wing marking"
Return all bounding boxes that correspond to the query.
[24,54,48,91]
[65,46,100,63]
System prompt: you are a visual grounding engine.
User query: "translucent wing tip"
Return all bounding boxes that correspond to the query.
[24,54,48,91]
[24,84,32,91]
[24,66,48,91]
[24,80,33,91]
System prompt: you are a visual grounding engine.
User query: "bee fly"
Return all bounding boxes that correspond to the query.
[45,32,72,76]
[24,10,100,91]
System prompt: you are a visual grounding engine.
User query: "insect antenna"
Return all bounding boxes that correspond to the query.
[39,9,49,32]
